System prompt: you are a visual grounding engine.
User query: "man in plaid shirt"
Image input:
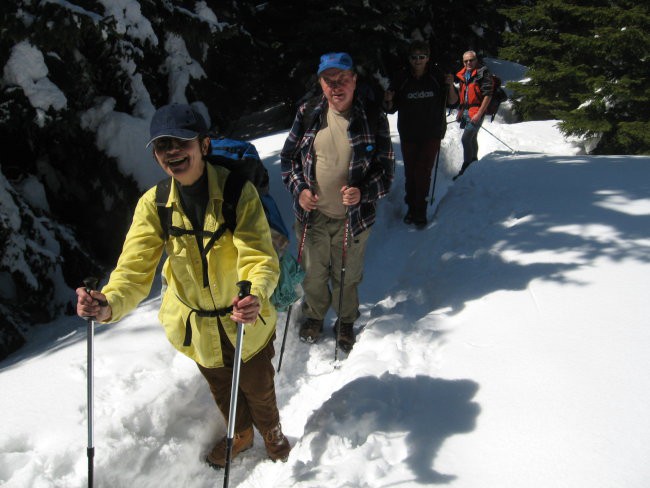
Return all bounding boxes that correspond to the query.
[280,52,394,352]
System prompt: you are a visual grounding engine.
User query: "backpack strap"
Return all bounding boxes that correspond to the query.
[155,171,247,240]
[471,66,491,102]
[221,170,248,234]
[155,178,173,240]
[361,97,382,136]
[154,171,247,288]
[300,95,324,135]
[155,176,229,249]
[154,171,265,348]
[183,305,233,346]
[302,93,382,138]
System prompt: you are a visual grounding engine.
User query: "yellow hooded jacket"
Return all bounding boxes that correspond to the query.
[101,163,279,368]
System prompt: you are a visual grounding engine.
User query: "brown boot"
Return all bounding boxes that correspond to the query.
[205,426,254,468]
[299,318,324,343]
[263,424,291,462]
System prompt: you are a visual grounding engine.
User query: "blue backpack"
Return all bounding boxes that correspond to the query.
[155,137,303,312]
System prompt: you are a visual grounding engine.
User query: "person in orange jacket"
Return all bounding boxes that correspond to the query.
[454,51,494,179]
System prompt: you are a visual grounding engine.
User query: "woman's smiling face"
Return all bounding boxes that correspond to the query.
[152,136,209,186]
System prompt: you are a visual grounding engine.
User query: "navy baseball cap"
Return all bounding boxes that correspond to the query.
[146,103,208,147]
[317,52,354,75]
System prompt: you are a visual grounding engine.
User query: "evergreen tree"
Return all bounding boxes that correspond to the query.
[237,0,513,108]
[500,0,650,154]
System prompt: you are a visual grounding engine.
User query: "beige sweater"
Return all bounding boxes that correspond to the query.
[313,106,352,218]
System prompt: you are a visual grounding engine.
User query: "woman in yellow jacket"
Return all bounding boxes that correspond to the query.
[75,103,290,467]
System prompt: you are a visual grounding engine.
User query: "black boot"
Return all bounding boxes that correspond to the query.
[403,209,414,225]
[454,159,477,180]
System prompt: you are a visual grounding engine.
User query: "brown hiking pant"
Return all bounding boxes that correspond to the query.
[197,322,279,435]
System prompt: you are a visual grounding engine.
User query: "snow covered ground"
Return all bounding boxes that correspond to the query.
[2,114,649,487]
[2,57,650,487]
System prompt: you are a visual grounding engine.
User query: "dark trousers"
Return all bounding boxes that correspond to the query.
[197,321,279,435]
[401,139,441,218]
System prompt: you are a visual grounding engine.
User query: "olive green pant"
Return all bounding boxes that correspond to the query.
[197,320,279,435]
[296,210,370,324]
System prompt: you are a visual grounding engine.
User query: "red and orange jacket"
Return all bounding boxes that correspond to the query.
[456,65,493,118]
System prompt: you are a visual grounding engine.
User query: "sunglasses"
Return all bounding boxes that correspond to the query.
[321,74,354,89]
[410,54,428,61]
[152,137,197,152]
[463,58,477,63]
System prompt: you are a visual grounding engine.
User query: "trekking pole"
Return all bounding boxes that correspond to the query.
[276,209,310,373]
[278,214,309,372]
[429,147,442,206]
[429,86,450,206]
[479,125,516,153]
[81,277,100,488]
[276,303,292,373]
[334,211,350,362]
[297,217,309,264]
[223,280,252,488]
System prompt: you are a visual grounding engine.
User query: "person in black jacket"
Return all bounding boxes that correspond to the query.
[383,41,458,226]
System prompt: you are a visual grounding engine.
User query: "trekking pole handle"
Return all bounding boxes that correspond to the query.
[236,280,252,299]
[83,277,99,293]
[82,277,108,311]
[82,277,105,322]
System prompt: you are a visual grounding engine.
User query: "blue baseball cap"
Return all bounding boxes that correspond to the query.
[317,52,354,75]
[146,103,208,147]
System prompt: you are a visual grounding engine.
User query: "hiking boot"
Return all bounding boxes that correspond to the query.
[454,159,476,180]
[299,318,324,343]
[263,423,291,462]
[205,426,254,469]
[412,214,427,228]
[333,320,355,352]
[403,211,414,225]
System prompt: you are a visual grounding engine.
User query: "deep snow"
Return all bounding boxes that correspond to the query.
[2,53,650,487]
[2,114,650,487]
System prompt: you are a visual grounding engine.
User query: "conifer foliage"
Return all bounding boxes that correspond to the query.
[499,0,650,154]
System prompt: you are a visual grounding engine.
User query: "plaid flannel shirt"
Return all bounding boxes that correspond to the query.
[280,95,395,237]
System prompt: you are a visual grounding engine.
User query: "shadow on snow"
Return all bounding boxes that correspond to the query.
[363,154,650,323]
[293,372,480,484]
